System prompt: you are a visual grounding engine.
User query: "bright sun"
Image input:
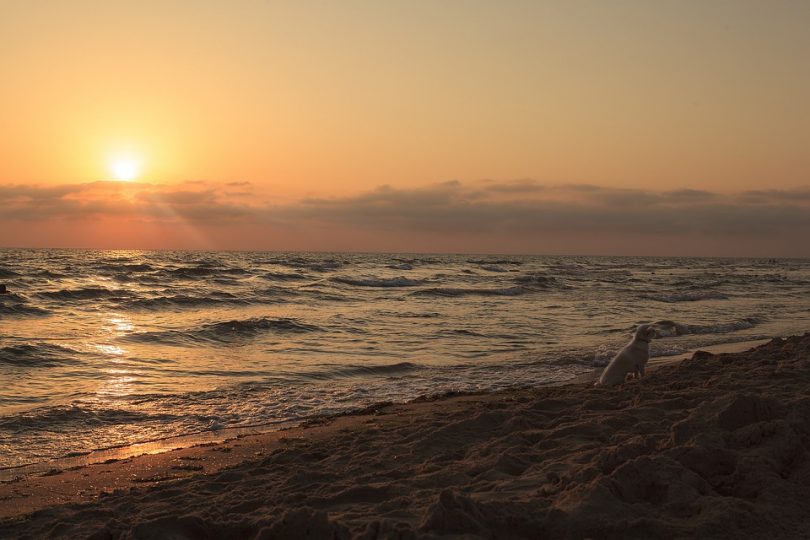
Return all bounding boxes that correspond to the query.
[109,156,142,181]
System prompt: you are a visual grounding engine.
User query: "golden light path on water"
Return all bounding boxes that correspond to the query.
[96,318,137,422]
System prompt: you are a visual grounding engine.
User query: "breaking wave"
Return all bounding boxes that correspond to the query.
[682,317,762,335]
[120,317,321,346]
[642,291,729,303]
[123,294,252,311]
[0,295,51,317]
[512,273,561,287]
[0,405,178,432]
[0,343,82,368]
[0,268,20,279]
[262,271,311,282]
[330,276,422,288]
[412,286,532,297]
[38,287,131,301]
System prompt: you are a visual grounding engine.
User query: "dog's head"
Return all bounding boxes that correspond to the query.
[633,324,658,341]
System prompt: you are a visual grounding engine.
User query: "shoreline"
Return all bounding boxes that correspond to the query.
[0,338,770,482]
[3,333,809,538]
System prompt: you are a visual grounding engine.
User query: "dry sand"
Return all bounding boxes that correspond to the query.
[1,334,809,539]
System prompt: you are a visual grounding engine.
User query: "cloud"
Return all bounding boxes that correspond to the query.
[661,188,718,202]
[1,179,810,254]
[0,181,260,223]
[283,182,810,236]
[740,188,810,204]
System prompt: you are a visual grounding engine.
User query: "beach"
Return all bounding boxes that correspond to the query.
[2,333,809,539]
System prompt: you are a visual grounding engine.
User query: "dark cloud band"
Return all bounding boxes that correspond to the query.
[1,180,809,253]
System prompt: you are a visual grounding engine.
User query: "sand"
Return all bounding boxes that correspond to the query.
[1,334,809,539]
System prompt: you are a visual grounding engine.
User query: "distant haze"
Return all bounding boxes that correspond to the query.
[1,1,808,255]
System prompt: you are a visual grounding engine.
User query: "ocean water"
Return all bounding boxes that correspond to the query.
[1,249,808,469]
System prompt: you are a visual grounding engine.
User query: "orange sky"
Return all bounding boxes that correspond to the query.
[1,1,809,255]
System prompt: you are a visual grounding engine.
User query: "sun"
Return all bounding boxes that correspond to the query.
[109,155,142,182]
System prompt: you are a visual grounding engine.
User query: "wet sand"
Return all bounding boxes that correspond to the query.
[1,334,809,539]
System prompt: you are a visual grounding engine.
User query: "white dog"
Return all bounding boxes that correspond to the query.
[595,321,686,386]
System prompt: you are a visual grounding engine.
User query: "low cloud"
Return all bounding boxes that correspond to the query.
[1,179,809,254]
[0,181,259,223]
[284,181,810,237]
[740,188,810,204]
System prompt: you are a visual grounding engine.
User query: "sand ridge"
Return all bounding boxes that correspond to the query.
[1,334,810,539]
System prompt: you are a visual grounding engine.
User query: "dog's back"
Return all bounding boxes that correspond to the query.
[595,325,655,386]
[596,343,645,386]
[594,321,687,387]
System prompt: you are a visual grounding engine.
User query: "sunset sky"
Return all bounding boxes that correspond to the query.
[1,1,808,255]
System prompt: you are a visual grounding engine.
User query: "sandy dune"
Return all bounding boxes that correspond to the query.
[2,334,810,539]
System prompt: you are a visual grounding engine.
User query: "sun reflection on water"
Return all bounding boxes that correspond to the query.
[95,344,126,357]
[108,317,134,334]
[96,373,137,398]
[96,314,138,398]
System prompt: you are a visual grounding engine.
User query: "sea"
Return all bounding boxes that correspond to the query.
[1,249,809,471]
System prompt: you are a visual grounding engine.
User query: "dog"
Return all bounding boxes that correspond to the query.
[595,320,686,386]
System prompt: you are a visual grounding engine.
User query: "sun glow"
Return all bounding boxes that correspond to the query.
[109,155,142,182]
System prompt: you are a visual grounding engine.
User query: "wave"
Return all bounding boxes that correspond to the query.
[274,258,345,272]
[0,404,176,432]
[478,265,510,273]
[0,303,51,317]
[330,276,422,288]
[682,272,803,287]
[38,287,131,301]
[328,361,420,378]
[536,350,609,367]
[33,269,69,279]
[377,310,440,318]
[642,291,729,303]
[120,316,320,346]
[200,317,320,336]
[96,263,155,273]
[279,361,422,382]
[440,328,487,338]
[123,294,252,311]
[0,343,82,368]
[467,259,523,266]
[682,317,762,335]
[255,286,302,300]
[165,266,250,279]
[0,268,19,279]
[0,293,51,317]
[670,278,728,289]
[261,271,311,282]
[513,273,561,287]
[411,286,532,298]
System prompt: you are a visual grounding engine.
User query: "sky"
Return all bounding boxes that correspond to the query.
[1,0,808,256]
